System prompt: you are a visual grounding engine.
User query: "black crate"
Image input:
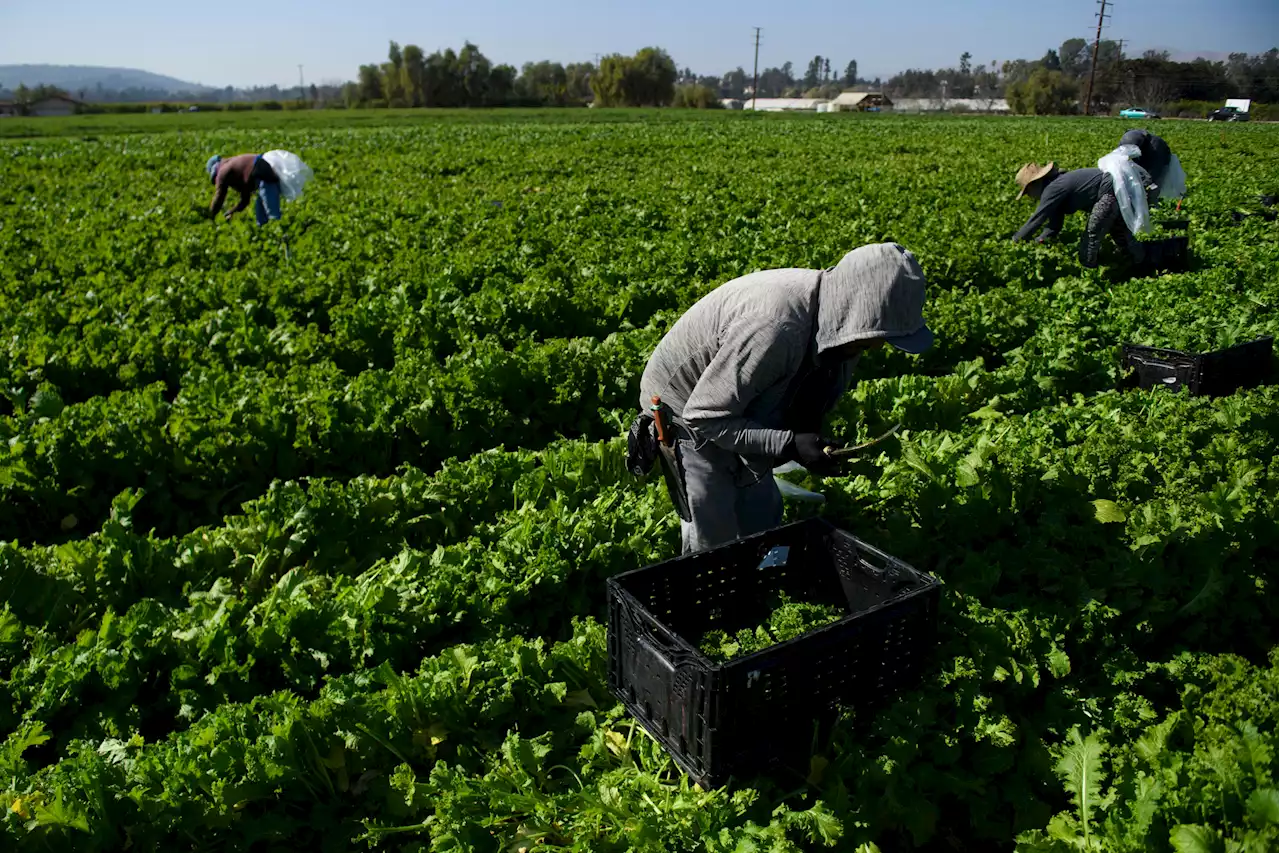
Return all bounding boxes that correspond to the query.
[1120,337,1275,397]
[606,518,939,788]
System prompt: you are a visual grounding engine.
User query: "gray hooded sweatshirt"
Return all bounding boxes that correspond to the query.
[639,242,928,464]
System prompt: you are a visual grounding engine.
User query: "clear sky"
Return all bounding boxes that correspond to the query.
[1,0,1276,88]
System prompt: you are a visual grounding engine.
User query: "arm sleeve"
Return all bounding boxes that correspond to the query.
[681,319,803,459]
[1013,189,1063,242]
[1037,209,1066,241]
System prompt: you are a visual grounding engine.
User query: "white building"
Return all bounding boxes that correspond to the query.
[830,92,893,111]
[737,97,830,112]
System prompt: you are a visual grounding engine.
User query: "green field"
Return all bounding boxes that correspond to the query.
[1,112,1276,852]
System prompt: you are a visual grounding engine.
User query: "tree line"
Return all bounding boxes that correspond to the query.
[883,41,1277,114]
[4,38,1274,114]
[342,43,684,108]
[338,38,1278,113]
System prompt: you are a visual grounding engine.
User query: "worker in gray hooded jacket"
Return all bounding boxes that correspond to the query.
[637,243,933,554]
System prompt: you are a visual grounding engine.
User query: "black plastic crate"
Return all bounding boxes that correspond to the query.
[606,518,939,788]
[1120,336,1274,397]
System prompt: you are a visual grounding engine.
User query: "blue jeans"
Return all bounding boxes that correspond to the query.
[252,156,282,227]
[254,180,281,226]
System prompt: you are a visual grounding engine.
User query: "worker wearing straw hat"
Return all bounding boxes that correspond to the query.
[1010,161,1179,271]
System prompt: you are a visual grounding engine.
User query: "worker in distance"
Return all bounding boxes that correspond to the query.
[204,150,314,226]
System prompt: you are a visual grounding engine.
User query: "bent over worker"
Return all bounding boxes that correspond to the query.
[637,243,933,555]
[1117,129,1183,198]
[1011,162,1182,271]
[206,153,282,226]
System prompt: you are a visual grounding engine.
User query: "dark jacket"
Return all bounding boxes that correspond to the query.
[210,154,277,217]
[1013,168,1113,242]
[1119,129,1172,182]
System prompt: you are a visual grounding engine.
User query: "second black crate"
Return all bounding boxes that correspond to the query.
[1120,336,1274,397]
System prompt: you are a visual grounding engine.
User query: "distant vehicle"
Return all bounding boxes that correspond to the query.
[188,106,199,112]
[1208,106,1249,122]
[1119,107,1160,119]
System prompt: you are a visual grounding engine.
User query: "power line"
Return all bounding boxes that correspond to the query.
[1083,0,1112,115]
[751,27,761,110]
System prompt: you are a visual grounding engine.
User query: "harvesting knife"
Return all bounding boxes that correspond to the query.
[824,422,902,460]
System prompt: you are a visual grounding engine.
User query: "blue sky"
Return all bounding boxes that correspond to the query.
[1,0,1276,88]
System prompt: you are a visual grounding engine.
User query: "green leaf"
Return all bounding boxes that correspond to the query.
[1091,499,1127,524]
[28,387,64,419]
[1246,788,1279,828]
[1169,824,1225,853]
[968,404,1005,421]
[1054,727,1105,848]
[1046,646,1071,679]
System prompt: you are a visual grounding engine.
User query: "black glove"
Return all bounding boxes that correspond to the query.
[786,433,839,475]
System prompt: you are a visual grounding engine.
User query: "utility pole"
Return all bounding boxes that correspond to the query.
[297,64,305,105]
[1083,0,1111,116]
[751,27,761,110]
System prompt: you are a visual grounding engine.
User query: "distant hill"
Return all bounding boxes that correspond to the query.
[0,64,215,95]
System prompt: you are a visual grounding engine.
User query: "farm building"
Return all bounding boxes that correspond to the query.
[26,95,80,117]
[0,101,17,118]
[831,92,893,111]
[737,97,830,112]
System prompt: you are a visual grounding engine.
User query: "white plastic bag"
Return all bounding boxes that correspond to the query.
[1097,144,1153,235]
[1159,153,1187,200]
[262,150,314,202]
[773,461,825,504]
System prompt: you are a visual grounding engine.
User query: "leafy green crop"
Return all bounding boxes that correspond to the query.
[0,112,1274,851]
[699,594,848,662]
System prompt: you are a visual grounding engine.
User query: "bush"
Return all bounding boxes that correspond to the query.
[1251,102,1277,121]
[672,84,723,109]
[1007,69,1079,115]
[1165,99,1219,118]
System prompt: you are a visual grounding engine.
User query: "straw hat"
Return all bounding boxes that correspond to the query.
[1015,162,1055,199]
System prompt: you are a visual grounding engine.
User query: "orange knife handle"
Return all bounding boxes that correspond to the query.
[650,395,669,444]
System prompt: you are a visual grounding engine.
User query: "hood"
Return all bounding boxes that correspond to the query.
[815,243,933,355]
[205,155,222,183]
